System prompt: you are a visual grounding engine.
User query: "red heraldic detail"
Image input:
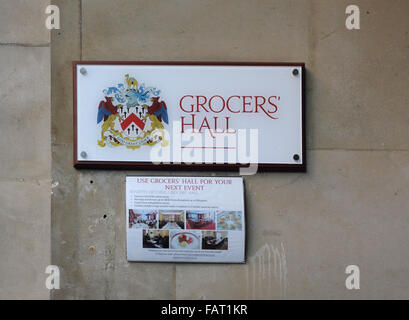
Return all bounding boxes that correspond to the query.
[121,113,145,131]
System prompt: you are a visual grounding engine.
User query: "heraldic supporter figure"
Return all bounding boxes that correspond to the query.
[97,74,169,150]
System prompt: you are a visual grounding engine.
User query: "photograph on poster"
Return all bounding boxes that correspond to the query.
[217,211,243,231]
[170,230,201,250]
[142,230,169,249]
[128,209,158,229]
[186,211,216,230]
[202,231,228,250]
[158,210,185,229]
[126,176,245,263]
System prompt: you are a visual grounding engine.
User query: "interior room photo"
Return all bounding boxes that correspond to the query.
[186,211,216,230]
[143,230,169,249]
[158,211,185,229]
[202,231,228,250]
[128,210,157,229]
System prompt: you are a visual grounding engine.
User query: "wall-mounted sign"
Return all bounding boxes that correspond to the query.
[73,62,305,171]
[126,176,245,263]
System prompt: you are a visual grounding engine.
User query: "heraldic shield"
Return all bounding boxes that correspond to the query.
[97,74,169,150]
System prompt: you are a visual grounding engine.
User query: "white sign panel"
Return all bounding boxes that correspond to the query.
[126,176,245,263]
[74,62,305,171]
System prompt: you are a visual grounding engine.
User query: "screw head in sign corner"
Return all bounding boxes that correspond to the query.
[293,154,300,161]
[80,67,87,75]
[292,68,299,76]
[80,151,87,158]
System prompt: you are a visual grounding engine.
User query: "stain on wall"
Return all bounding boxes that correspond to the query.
[246,243,288,299]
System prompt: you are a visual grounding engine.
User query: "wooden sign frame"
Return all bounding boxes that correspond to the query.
[73,61,306,172]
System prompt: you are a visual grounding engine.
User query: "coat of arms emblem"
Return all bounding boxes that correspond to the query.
[97,74,169,149]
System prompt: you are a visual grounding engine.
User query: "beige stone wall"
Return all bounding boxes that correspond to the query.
[0,0,51,299]
[8,0,404,299]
